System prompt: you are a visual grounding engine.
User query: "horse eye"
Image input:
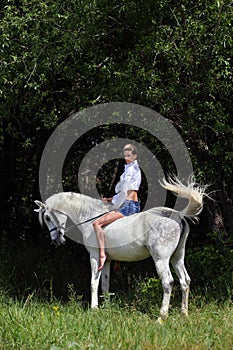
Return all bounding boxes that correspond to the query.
[45,215,51,221]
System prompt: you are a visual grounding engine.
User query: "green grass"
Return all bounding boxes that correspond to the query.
[0,291,233,350]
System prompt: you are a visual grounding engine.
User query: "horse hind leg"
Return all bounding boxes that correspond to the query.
[171,252,191,317]
[153,257,174,322]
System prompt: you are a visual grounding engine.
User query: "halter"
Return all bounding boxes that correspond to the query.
[41,209,63,233]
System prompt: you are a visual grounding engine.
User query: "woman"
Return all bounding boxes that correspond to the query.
[93,144,141,270]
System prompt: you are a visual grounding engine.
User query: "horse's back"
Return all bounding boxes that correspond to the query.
[103,207,183,261]
[104,207,182,234]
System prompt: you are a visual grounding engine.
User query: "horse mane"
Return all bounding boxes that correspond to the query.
[45,192,108,216]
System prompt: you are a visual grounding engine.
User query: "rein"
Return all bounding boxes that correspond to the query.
[46,208,116,233]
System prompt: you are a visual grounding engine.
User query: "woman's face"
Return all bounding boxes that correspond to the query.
[123,148,137,164]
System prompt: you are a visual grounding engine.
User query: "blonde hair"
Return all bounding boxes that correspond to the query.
[123,144,138,155]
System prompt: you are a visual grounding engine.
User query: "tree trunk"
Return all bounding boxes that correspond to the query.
[206,180,233,240]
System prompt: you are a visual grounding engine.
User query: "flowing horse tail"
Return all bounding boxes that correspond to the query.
[160,175,208,221]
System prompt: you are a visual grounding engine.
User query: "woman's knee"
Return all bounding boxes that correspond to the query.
[93,221,99,229]
[93,220,103,230]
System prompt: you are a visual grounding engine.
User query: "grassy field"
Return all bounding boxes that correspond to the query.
[0,290,232,350]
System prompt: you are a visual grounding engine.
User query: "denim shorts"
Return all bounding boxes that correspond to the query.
[117,199,140,216]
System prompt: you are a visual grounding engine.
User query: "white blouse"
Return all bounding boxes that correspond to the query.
[112,160,141,209]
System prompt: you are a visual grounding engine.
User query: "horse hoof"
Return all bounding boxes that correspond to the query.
[91,306,99,311]
[156,317,165,324]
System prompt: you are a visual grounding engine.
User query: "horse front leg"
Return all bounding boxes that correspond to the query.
[101,260,111,293]
[90,255,101,309]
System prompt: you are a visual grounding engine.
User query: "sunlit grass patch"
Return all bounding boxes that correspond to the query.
[0,291,232,350]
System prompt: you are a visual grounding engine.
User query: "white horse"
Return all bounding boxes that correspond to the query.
[34,176,207,321]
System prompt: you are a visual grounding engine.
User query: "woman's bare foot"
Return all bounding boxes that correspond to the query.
[98,254,107,271]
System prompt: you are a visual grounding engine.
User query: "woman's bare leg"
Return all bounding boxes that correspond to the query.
[93,211,124,270]
[95,226,107,270]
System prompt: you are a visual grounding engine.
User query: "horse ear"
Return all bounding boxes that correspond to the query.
[34,200,46,209]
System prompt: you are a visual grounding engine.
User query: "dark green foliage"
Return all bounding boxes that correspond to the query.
[0,0,232,300]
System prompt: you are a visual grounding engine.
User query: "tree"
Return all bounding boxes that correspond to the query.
[0,0,232,297]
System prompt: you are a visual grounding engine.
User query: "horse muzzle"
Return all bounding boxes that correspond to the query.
[51,231,66,247]
[52,239,65,247]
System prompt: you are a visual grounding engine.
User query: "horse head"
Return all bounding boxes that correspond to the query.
[34,200,66,247]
